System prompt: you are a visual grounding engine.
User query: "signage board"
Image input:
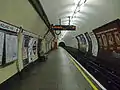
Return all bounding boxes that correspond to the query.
[51,25,76,30]
[0,21,19,32]
[23,30,38,38]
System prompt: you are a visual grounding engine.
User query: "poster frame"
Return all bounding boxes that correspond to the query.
[0,27,18,66]
[22,30,39,67]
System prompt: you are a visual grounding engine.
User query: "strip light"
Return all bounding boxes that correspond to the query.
[59,0,87,40]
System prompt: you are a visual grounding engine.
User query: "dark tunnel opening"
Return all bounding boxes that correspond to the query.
[59,42,66,47]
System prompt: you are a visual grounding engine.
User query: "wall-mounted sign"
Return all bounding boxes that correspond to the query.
[51,25,76,30]
[23,30,38,38]
[0,21,19,32]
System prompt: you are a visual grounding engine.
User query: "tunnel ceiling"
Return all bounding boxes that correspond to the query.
[40,0,87,26]
[40,0,120,41]
[39,0,88,39]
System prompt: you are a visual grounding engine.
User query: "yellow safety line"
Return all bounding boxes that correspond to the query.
[68,55,98,90]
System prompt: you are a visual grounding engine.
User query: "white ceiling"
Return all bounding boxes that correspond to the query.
[40,0,120,42]
[40,0,89,40]
[40,0,88,25]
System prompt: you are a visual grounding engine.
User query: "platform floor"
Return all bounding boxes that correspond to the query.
[9,47,93,90]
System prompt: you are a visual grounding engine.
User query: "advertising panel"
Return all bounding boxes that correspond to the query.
[6,34,18,63]
[37,39,42,57]
[28,38,38,63]
[78,34,88,53]
[89,32,98,57]
[0,21,19,65]
[75,36,80,50]
[84,32,92,55]
[93,19,120,66]
[0,32,4,65]
[23,33,38,66]
[22,35,30,66]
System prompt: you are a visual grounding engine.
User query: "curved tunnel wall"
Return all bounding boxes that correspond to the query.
[0,0,54,85]
[61,2,120,85]
[63,0,120,49]
[63,19,120,89]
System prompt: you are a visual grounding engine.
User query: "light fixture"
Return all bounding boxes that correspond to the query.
[74,0,80,5]
[72,0,87,18]
[58,0,87,40]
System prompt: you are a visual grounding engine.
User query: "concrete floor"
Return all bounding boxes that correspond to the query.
[11,47,93,90]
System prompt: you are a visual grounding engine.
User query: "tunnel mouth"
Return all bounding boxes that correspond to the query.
[59,42,66,47]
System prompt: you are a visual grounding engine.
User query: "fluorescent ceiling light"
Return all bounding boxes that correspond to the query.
[70,0,86,25]
[71,6,76,11]
[74,0,86,5]
[74,0,80,5]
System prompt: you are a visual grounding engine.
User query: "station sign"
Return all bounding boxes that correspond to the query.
[51,25,76,30]
[0,21,19,32]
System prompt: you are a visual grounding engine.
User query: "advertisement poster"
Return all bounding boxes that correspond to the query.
[37,39,42,57]
[6,34,18,63]
[89,32,98,57]
[75,36,80,50]
[93,19,120,66]
[0,32,4,65]
[28,38,38,63]
[78,34,88,53]
[84,32,92,55]
[23,35,30,66]
[28,38,33,63]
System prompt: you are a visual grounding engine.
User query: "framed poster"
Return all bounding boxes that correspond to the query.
[37,39,42,58]
[28,38,34,63]
[75,36,80,50]
[23,34,38,66]
[84,32,92,56]
[0,21,20,65]
[89,32,98,57]
[22,35,30,66]
[0,32,4,65]
[28,38,38,62]
[32,38,38,57]
[6,34,18,63]
[78,34,88,53]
